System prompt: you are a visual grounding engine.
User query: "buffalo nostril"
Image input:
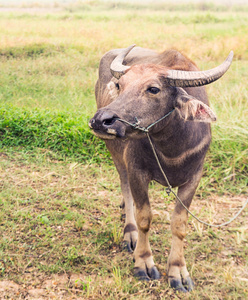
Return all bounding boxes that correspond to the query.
[89,118,95,129]
[103,118,117,126]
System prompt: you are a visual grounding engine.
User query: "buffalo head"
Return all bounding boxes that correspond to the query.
[89,45,233,139]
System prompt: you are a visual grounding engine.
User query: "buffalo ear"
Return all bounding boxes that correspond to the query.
[107,80,119,100]
[176,89,217,123]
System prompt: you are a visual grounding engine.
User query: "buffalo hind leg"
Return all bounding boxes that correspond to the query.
[119,198,125,220]
[167,171,203,292]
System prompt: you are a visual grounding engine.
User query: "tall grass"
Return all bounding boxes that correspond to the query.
[3,0,248,13]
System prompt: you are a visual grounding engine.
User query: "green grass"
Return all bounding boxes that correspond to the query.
[0,1,247,298]
[0,106,109,163]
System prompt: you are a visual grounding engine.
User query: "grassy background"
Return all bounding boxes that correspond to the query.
[0,2,247,193]
[0,1,247,299]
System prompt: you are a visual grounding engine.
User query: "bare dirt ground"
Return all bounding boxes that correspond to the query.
[0,274,91,299]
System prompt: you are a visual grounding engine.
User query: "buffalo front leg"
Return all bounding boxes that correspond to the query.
[120,177,138,252]
[109,147,138,253]
[167,172,203,292]
[130,177,160,281]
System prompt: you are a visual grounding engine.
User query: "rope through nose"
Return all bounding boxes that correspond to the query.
[117,108,175,133]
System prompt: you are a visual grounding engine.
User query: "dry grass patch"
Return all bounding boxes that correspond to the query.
[0,152,247,299]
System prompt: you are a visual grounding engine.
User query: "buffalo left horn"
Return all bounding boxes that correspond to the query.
[110,44,136,79]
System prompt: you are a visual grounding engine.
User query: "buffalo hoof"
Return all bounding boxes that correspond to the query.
[169,276,194,293]
[134,266,161,281]
[123,223,138,253]
[182,276,194,291]
[122,240,137,253]
[148,266,161,280]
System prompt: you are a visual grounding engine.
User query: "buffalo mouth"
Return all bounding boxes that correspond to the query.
[88,122,119,140]
[89,112,127,139]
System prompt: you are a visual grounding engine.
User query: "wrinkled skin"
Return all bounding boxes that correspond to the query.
[89,47,218,292]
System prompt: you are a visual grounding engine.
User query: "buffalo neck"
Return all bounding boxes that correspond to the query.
[147,116,211,159]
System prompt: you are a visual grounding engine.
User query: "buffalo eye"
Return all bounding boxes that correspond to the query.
[115,83,120,90]
[147,87,160,94]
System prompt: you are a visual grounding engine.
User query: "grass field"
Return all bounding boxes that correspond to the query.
[0,1,247,299]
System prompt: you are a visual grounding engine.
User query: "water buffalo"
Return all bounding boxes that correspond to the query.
[89,45,233,292]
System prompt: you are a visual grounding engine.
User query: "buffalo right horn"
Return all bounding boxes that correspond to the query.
[110,44,136,79]
[165,51,234,87]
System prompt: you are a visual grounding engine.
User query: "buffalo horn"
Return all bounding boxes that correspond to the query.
[110,45,233,86]
[110,44,136,79]
[166,51,234,87]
